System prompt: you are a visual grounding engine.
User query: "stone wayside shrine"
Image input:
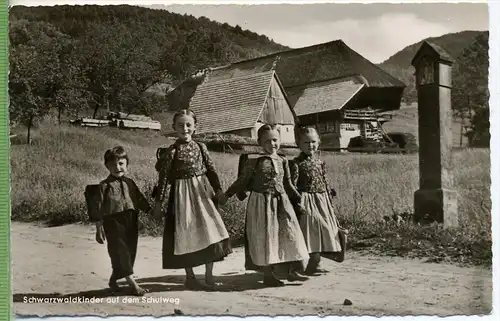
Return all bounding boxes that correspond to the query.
[411,41,458,228]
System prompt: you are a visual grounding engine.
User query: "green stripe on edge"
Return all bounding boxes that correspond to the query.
[0,0,11,320]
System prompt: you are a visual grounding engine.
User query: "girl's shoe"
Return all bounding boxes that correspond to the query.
[304,267,329,276]
[263,276,285,287]
[287,271,309,282]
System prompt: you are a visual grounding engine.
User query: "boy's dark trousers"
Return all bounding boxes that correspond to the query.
[102,210,139,280]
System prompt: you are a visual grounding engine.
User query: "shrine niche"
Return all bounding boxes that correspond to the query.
[418,55,435,85]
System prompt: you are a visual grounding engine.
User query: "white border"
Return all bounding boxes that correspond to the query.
[8,1,499,320]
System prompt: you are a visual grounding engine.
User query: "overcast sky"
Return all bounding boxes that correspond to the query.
[10,1,489,63]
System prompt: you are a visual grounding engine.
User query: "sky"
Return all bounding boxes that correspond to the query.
[9,1,489,63]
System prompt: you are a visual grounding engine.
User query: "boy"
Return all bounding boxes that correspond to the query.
[95,146,151,296]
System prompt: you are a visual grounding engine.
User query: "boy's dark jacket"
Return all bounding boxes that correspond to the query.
[84,176,151,222]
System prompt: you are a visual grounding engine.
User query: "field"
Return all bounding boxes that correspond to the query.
[383,103,467,147]
[10,122,492,267]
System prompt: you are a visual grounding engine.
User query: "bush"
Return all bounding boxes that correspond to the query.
[347,136,385,153]
[466,107,490,147]
[384,132,419,154]
[346,219,491,266]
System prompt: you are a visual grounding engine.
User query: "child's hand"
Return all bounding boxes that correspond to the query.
[95,223,105,244]
[153,203,163,220]
[296,204,307,218]
[217,191,228,206]
[281,209,293,221]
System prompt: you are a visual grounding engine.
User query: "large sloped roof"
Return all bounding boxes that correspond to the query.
[289,78,365,116]
[208,40,406,89]
[189,71,276,134]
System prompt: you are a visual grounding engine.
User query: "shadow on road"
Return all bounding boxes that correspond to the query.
[13,272,304,301]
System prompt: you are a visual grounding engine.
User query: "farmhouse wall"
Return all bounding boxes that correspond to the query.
[226,128,254,138]
[339,122,362,148]
[259,78,296,125]
[254,122,296,145]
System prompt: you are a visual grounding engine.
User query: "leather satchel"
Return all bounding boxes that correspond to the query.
[84,184,102,222]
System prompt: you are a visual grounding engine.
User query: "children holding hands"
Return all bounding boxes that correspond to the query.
[88,113,345,294]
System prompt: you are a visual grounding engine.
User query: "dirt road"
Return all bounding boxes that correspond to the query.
[11,222,492,317]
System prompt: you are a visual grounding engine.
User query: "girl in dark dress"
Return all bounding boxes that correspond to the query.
[152,109,232,290]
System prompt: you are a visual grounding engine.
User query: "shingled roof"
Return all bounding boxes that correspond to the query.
[289,78,365,116]
[189,70,283,134]
[208,40,406,89]
[411,41,454,66]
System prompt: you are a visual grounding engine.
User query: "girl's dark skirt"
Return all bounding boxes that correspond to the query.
[162,185,232,269]
[102,210,139,279]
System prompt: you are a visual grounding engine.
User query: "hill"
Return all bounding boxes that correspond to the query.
[9,5,288,58]
[378,30,487,103]
[383,31,489,147]
[380,30,484,68]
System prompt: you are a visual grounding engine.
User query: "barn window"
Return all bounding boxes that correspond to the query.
[326,121,335,133]
[316,121,335,134]
[317,123,327,133]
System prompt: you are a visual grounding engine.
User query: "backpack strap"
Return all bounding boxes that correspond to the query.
[238,153,249,178]
[196,141,211,170]
[153,144,178,199]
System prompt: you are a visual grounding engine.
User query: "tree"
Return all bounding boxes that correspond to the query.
[466,107,489,147]
[9,20,73,143]
[8,4,290,120]
[75,22,169,118]
[452,32,489,147]
[162,30,236,82]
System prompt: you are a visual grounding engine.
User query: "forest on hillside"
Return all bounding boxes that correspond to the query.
[378,31,489,147]
[8,5,288,140]
[378,31,486,104]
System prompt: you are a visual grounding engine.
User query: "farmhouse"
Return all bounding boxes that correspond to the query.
[205,40,406,149]
[182,70,297,144]
[287,76,393,148]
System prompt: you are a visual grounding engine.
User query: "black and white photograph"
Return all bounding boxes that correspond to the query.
[8,0,493,317]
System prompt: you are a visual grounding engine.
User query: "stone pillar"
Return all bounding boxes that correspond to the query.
[411,41,458,228]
